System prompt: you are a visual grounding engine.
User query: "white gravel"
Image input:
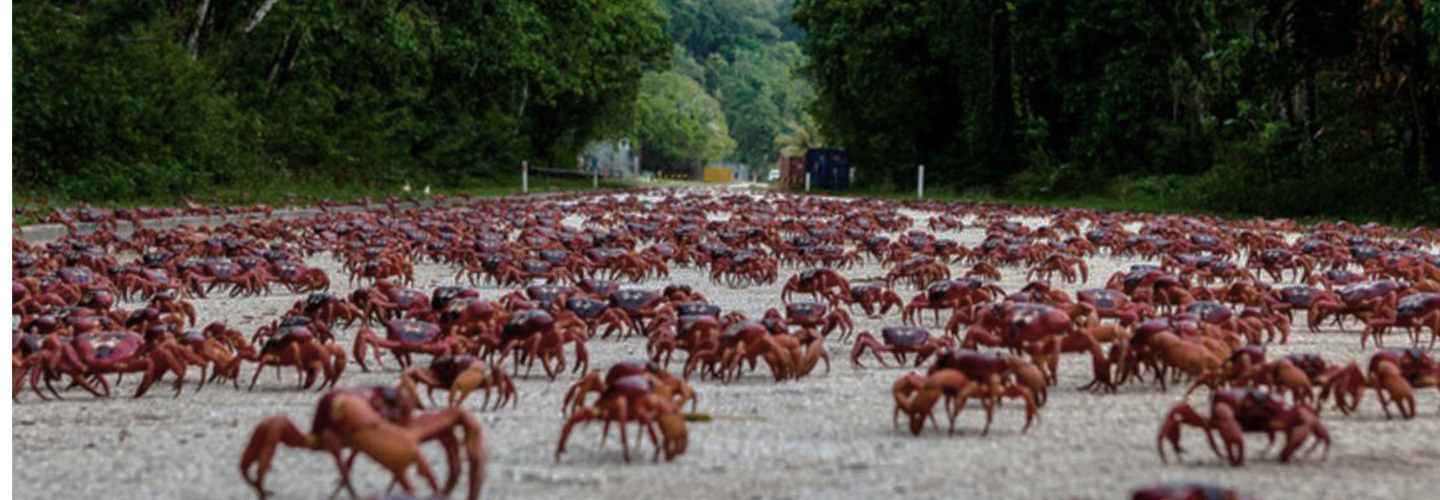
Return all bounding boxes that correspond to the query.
[12,196,1440,500]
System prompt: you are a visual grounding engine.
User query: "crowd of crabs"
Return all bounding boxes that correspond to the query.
[13,189,1440,500]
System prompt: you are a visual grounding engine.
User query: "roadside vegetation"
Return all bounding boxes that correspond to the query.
[14,1,1440,225]
[794,0,1440,223]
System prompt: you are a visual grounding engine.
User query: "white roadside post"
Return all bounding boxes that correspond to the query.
[593,168,599,189]
[917,164,925,199]
[805,172,812,192]
[522,160,529,193]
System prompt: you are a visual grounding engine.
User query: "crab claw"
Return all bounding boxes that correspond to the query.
[239,416,312,499]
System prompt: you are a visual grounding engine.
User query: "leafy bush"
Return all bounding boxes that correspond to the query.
[14,3,264,200]
[796,0,1440,223]
[13,0,669,203]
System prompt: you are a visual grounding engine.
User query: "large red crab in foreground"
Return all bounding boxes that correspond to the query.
[1364,348,1440,419]
[1131,484,1257,500]
[239,385,486,500]
[555,367,690,463]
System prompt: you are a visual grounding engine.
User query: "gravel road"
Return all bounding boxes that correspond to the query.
[13,198,1440,500]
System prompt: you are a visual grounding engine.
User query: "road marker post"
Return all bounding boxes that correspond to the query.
[522,161,529,193]
[917,164,925,199]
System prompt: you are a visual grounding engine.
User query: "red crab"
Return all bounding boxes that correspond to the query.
[781,267,852,303]
[1364,348,1440,419]
[1308,280,1408,334]
[16,331,195,399]
[885,255,952,290]
[232,324,347,391]
[563,360,697,416]
[497,309,589,379]
[291,292,364,330]
[239,385,486,500]
[1158,389,1329,466]
[1362,293,1440,349]
[838,284,905,318]
[1131,484,1256,500]
[555,374,688,463]
[903,278,1005,326]
[890,350,1041,436]
[764,302,854,340]
[269,261,331,293]
[400,355,517,410]
[851,326,954,367]
[1026,254,1089,284]
[355,320,475,371]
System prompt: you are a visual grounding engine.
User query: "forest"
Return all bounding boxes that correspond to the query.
[794,0,1440,222]
[12,0,809,201]
[12,1,1440,222]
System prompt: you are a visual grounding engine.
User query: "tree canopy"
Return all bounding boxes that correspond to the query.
[649,0,815,173]
[794,0,1440,220]
[633,71,737,174]
[794,0,1440,221]
[14,0,669,200]
[16,0,1440,222]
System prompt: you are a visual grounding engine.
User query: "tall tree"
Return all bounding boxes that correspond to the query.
[633,71,738,176]
[654,0,815,170]
[13,0,670,200]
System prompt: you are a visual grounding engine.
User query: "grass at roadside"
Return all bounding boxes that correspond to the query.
[810,185,1192,215]
[14,175,635,226]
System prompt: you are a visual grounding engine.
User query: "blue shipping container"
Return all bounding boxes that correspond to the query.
[804,149,850,191]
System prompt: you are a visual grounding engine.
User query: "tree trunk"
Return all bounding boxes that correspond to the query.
[986,0,1018,186]
[186,0,212,59]
[246,0,283,34]
[517,80,530,119]
[1422,92,1440,185]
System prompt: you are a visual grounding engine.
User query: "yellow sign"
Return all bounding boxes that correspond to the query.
[703,166,734,183]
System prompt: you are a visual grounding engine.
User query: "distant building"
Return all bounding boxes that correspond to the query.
[579,139,639,179]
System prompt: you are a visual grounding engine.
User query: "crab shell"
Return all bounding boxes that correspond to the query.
[385,320,443,344]
[503,309,556,339]
[880,326,932,346]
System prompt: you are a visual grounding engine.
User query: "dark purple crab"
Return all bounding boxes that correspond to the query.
[522,284,575,310]
[768,302,854,340]
[577,278,619,298]
[430,286,479,312]
[1184,301,1234,326]
[355,319,468,370]
[674,301,721,318]
[850,326,952,367]
[604,289,665,338]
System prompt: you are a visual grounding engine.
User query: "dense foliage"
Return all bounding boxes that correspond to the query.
[14,0,669,200]
[654,0,814,173]
[633,71,736,174]
[18,0,1440,223]
[795,0,1440,221]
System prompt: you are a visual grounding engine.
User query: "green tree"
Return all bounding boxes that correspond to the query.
[774,114,825,158]
[654,0,816,170]
[13,0,669,201]
[796,0,1440,220]
[703,42,814,168]
[662,0,785,56]
[793,0,1016,189]
[13,2,260,200]
[633,71,737,175]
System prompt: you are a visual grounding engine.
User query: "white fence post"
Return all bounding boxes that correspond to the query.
[917,164,925,199]
[522,160,529,193]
